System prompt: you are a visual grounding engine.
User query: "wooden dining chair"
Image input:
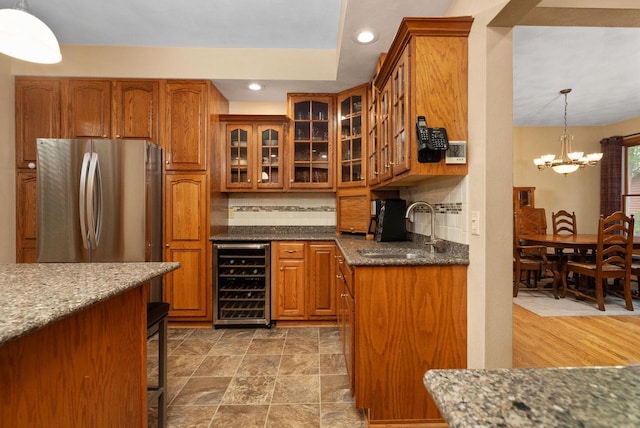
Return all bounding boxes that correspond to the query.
[560,211,635,311]
[513,211,556,297]
[552,210,576,235]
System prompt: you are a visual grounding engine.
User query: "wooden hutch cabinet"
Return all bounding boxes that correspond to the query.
[337,84,367,188]
[287,94,335,190]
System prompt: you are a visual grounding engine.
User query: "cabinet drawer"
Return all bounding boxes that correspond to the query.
[276,242,305,259]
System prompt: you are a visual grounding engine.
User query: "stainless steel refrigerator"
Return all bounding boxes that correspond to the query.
[36,138,164,300]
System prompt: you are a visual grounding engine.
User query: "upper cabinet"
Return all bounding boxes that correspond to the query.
[62,79,112,139]
[220,115,288,191]
[15,78,61,169]
[287,94,335,190]
[337,84,367,188]
[372,17,473,187]
[112,80,159,141]
[163,81,209,171]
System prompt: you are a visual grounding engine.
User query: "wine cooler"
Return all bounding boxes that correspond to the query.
[213,242,271,327]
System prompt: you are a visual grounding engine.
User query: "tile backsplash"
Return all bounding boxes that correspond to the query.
[228,193,336,226]
[400,176,467,245]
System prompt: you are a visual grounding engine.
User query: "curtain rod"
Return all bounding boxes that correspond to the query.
[623,132,640,139]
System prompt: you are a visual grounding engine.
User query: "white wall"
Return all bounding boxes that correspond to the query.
[0,56,15,263]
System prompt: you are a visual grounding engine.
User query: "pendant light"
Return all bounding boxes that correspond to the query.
[533,89,603,175]
[0,0,61,64]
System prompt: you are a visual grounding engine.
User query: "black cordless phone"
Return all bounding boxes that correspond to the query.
[416,115,449,163]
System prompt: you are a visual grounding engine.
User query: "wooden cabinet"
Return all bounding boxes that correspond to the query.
[272,241,337,320]
[15,171,38,263]
[372,17,472,187]
[15,78,61,169]
[220,115,287,191]
[337,84,367,188]
[272,242,307,319]
[366,82,380,185]
[112,80,159,141]
[307,242,336,318]
[163,81,209,171]
[336,188,371,235]
[62,79,112,138]
[287,94,335,190]
[336,250,355,393]
[513,186,535,214]
[163,173,211,320]
[351,263,467,424]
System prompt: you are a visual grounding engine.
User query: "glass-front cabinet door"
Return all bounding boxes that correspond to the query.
[378,82,393,182]
[257,125,283,189]
[288,95,335,190]
[391,49,410,176]
[337,85,367,188]
[226,124,253,190]
[366,82,379,185]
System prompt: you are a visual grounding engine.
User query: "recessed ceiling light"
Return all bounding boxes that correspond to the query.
[248,83,262,91]
[353,29,378,45]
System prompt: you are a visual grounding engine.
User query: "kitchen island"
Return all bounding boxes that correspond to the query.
[0,262,180,428]
[424,366,640,427]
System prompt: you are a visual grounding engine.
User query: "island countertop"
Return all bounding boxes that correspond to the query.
[0,262,180,345]
[424,366,640,427]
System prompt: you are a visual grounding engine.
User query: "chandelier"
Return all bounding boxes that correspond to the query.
[533,89,602,175]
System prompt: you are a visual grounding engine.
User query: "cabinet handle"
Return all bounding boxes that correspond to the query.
[389,161,395,166]
[374,171,378,176]
[341,293,348,298]
[286,249,295,253]
[102,135,107,138]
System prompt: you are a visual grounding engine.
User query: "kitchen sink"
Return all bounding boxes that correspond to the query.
[357,250,430,259]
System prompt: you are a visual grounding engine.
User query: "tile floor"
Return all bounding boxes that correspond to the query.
[147,326,366,428]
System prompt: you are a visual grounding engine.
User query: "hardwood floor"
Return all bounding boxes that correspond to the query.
[513,303,640,367]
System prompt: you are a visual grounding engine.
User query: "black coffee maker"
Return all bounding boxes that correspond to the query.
[370,199,407,242]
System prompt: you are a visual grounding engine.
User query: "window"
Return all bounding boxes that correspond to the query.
[623,135,640,235]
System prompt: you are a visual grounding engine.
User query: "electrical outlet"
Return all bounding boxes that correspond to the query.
[471,211,480,236]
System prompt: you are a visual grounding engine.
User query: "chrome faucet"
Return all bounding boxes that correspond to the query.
[405,201,446,252]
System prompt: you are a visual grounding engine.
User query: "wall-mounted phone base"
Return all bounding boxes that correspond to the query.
[418,149,442,163]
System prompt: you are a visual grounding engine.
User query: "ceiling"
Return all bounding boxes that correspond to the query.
[4,0,640,127]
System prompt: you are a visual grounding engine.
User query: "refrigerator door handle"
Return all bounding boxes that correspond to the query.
[87,152,103,249]
[79,152,91,249]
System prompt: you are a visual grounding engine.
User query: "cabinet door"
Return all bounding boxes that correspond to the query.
[16,172,38,263]
[15,78,61,169]
[308,242,336,319]
[163,173,210,320]
[112,80,159,141]
[288,95,334,190]
[274,258,306,319]
[378,83,393,182]
[337,190,370,234]
[366,82,380,185]
[257,124,284,190]
[391,49,410,176]
[225,124,254,190]
[163,81,208,171]
[63,80,112,138]
[337,86,366,188]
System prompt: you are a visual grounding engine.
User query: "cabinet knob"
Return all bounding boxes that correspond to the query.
[258,180,261,183]
[165,244,170,248]
[248,179,251,183]
[102,135,107,138]
[290,179,294,183]
[165,160,170,164]
[374,171,378,176]
[115,134,121,139]
[389,161,395,166]
[349,227,354,232]
[280,267,284,271]
[27,162,36,169]
[336,274,343,279]
[286,250,295,253]
[341,293,348,298]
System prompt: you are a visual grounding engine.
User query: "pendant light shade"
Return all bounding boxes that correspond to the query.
[0,1,61,64]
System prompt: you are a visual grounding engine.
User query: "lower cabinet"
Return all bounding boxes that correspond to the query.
[16,171,38,263]
[338,251,467,424]
[163,173,211,322]
[336,251,355,393]
[272,241,336,321]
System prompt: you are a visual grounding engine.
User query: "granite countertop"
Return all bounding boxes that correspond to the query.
[424,366,640,427]
[0,262,180,345]
[211,226,469,266]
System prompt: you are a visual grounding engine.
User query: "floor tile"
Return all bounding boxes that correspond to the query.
[167,354,206,377]
[279,354,320,375]
[246,338,286,354]
[236,354,282,376]
[320,402,366,427]
[221,375,276,405]
[166,404,217,428]
[284,336,319,354]
[171,337,218,355]
[210,404,269,428]
[319,353,347,375]
[320,374,353,403]
[171,376,232,406]
[193,355,243,377]
[207,338,252,355]
[272,375,320,404]
[266,403,321,427]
